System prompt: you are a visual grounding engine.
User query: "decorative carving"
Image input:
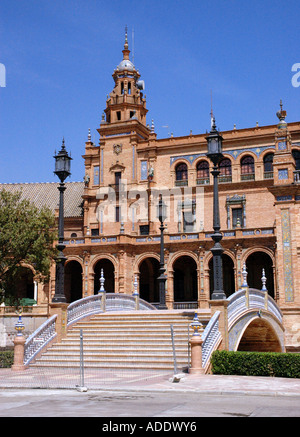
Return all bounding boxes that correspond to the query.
[113,143,122,155]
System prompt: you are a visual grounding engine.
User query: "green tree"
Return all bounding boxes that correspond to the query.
[0,189,57,302]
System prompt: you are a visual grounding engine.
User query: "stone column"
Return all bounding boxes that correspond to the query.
[189,313,205,375]
[12,313,26,371]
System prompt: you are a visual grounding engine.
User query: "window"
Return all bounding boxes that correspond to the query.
[196,161,209,184]
[115,206,121,222]
[219,158,232,183]
[232,208,243,228]
[94,166,100,185]
[292,150,300,170]
[128,82,131,95]
[263,153,274,178]
[115,171,121,191]
[140,225,149,235]
[241,156,255,180]
[91,228,99,236]
[70,233,77,238]
[117,111,121,121]
[175,163,188,186]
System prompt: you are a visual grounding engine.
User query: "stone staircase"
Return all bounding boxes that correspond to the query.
[30,311,200,372]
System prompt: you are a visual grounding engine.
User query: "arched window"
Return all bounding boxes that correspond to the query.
[241,156,255,180]
[175,163,188,186]
[263,153,274,178]
[196,160,209,185]
[219,158,232,183]
[292,150,300,171]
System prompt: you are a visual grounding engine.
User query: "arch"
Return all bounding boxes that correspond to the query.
[263,152,274,176]
[236,317,282,352]
[134,252,160,273]
[175,162,188,184]
[64,260,83,303]
[173,255,198,303]
[292,149,300,171]
[219,157,232,182]
[196,160,210,177]
[8,266,35,301]
[244,250,275,298]
[139,257,160,304]
[90,254,118,272]
[94,258,115,294]
[208,253,235,298]
[241,154,255,172]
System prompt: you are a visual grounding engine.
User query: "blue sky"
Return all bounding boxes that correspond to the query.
[0,0,299,183]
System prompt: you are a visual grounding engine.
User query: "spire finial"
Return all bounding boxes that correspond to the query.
[62,137,66,150]
[88,128,91,141]
[124,25,128,50]
[276,99,287,123]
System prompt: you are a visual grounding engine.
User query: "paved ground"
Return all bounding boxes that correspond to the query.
[0,368,300,417]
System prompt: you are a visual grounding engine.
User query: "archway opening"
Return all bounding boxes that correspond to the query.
[7,266,34,301]
[246,251,274,298]
[173,256,198,303]
[94,259,115,294]
[139,257,160,304]
[237,318,281,352]
[209,254,235,298]
[64,261,83,303]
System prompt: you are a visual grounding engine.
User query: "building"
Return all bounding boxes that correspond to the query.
[2,31,300,351]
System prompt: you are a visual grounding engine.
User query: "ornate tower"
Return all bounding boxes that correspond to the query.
[272,101,295,185]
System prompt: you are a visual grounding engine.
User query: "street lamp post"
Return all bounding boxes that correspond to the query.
[52,138,72,303]
[157,194,168,310]
[206,118,226,300]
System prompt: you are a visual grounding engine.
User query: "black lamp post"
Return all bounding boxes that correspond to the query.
[157,194,168,309]
[206,118,226,300]
[52,138,72,303]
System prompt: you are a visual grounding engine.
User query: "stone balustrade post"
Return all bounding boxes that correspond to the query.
[12,312,26,371]
[189,313,205,375]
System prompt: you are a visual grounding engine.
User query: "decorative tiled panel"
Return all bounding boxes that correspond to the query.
[281,209,294,302]
[278,169,288,180]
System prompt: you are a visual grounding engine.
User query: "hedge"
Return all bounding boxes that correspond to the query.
[0,350,14,368]
[211,350,300,379]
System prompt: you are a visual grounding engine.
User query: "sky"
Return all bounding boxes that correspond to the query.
[0,0,300,183]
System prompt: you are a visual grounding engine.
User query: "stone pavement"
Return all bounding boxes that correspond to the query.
[0,367,300,397]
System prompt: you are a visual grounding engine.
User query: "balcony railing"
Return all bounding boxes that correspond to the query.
[218,175,232,183]
[196,177,210,185]
[241,173,255,181]
[294,170,300,183]
[264,171,274,179]
[175,180,188,187]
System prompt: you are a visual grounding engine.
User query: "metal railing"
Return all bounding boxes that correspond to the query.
[24,314,57,366]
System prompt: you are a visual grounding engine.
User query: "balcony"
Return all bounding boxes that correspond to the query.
[294,170,300,183]
[264,171,274,179]
[241,173,255,181]
[175,180,188,187]
[196,177,210,185]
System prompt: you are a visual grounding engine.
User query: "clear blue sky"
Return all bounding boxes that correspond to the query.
[0,0,299,183]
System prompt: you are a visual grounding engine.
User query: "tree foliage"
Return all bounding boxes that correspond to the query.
[0,189,57,299]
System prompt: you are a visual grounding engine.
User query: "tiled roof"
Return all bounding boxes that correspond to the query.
[0,182,84,217]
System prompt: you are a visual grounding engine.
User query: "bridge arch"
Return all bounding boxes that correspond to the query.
[227,289,285,353]
[236,316,282,352]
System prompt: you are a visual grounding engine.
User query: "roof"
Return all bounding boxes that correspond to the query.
[0,182,84,218]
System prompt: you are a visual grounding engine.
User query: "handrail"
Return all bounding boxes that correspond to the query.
[201,311,221,368]
[227,288,283,327]
[67,293,157,327]
[23,314,57,366]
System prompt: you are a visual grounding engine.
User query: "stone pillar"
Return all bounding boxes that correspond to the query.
[209,299,229,350]
[49,303,69,343]
[12,314,26,371]
[189,313,205,375]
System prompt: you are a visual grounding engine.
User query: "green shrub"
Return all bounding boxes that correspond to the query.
[211,350,300,379]
[0,350,14,368]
